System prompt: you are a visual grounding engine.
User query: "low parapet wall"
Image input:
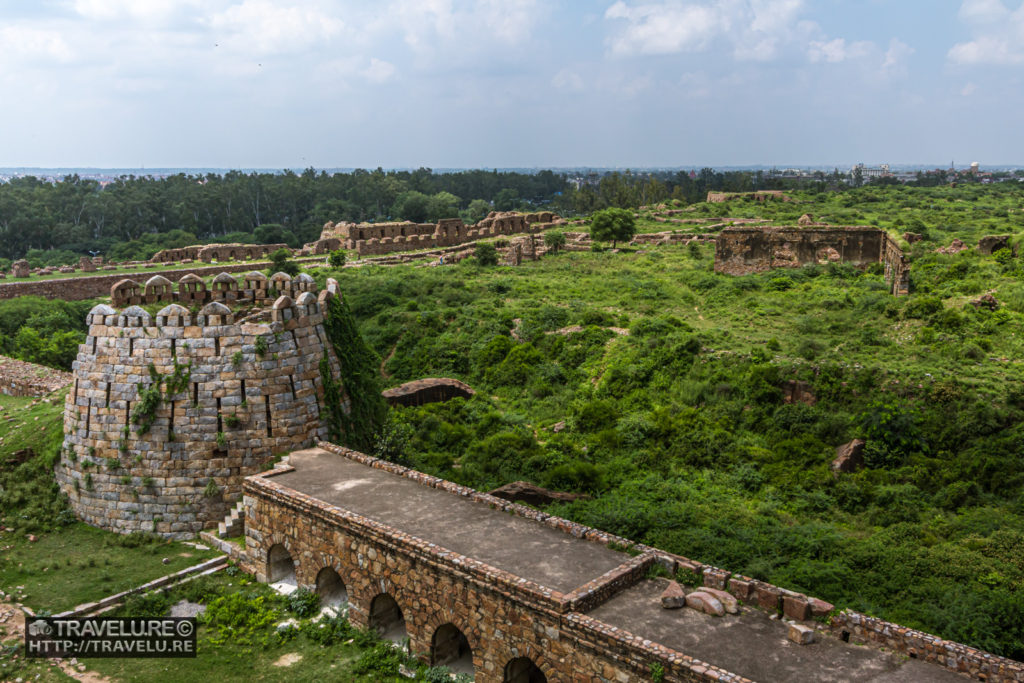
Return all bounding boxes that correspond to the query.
[0,355,72,397]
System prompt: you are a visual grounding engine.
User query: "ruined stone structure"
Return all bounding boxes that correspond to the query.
[714,227,910,295]
[381,378,475,407]
[55,275,343,539]
[0,355,72,397]
[706,191,790,203]
[225,443,1020,682]
[150,243,288,264]
[319,212,564,257]
[11,260,29,278]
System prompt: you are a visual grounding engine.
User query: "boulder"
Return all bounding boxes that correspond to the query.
[977,235,1010,255]
[903,232,923,243]
[660,581,687,609]
[809,597,834,618]
[685,591,725,617]
[11,259,29,278]
[488,481,590,507]
[832,439,865,474]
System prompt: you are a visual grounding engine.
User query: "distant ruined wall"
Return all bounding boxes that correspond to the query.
[318,212,564,257]
[55,278,342,539]
[0,355,73,398]
[714,227,909,295]
[151,243,289,264]
[706,191,790,203]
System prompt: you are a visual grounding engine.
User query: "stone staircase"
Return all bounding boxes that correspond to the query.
[218,499,245,538]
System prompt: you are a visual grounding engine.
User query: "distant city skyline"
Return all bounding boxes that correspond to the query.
[2,1,1022,168]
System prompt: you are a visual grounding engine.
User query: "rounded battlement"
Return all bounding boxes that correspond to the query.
[56,297,342,539]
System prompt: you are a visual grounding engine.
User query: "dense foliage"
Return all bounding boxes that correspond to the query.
[0,296,94,369]
[319,184,1024,658]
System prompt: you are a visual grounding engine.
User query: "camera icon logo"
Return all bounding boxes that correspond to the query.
[28,620,53,637]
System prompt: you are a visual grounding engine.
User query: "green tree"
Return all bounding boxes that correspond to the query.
[328,249,346,268]
[267,248,299,277]
[462,199,492,225]
[543,231,566,253]
[494,188,518,212]
[475,242,498,266]
[589,208,636,248]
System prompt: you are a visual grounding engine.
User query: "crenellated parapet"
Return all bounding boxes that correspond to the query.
[110,271,318,308]
[56,280,342,539]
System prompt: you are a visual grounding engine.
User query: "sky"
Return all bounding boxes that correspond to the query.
[0,0,1022,169]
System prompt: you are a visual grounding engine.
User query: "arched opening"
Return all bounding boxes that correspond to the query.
[431,623,473,675]
[504,657,547,683]
[368,593,407,644]
[267,544,296,592]
[315,567,348,607]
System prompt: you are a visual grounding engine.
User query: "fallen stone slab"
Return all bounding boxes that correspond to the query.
[660,580,686,609]
[699,587,739,614]
[686,590,725,617]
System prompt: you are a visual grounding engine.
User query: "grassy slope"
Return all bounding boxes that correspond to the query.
[321,184,1024,659]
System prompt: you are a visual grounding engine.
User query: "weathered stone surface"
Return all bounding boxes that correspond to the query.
[809,597,834,618]
[700,587,739,614]
[970,293,999,311]
[781,380,816,406]
[783,594,812,621]
[903,232,923,243]
[686,591,726,617]
[0,355,72,397]
[832,439,866,474]
[977,235,1010,255]
[488,481,590,507]
[937,238,968,254]
[11,260,29,278]
[788,623,816,645]
[382,378,475,407]
[660,580,687,609]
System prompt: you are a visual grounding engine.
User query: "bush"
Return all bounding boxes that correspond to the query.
[267,248,299,277]
[475,242,498,266]
[328,249,346,268]
[287,587,320,618]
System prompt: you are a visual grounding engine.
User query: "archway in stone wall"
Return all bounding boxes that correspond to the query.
[368,593,407,645]
[267,544,297,591]
[431,623,473,675]
[504,657,547,683]
[315,567,348,607]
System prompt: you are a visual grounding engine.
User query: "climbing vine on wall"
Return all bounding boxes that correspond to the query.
[319,295,387,451]
[130,361,192,435]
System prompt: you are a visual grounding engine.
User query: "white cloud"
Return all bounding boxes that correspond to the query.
[72,0,200,22]
[205,1,346,55]
[391,0,543,53]
[882,38,914,76]
[552,68,584,91]
[807,37,872,63]
[604,1,727,56]
[949,0,1024,65]
[363,58,396,83]
[0,26,75,64]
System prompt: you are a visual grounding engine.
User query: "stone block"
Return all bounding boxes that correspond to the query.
[783,595,812,621]
[660,581,686,609]
[788,623,816,645]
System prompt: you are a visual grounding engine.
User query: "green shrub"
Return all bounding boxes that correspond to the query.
[286,587,320,618]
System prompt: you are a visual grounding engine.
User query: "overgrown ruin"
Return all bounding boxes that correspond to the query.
[714,226,910,295]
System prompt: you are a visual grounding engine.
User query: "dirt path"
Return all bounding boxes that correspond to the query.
[0,600,111,683]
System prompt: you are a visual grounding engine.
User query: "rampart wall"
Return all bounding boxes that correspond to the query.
[706,191,790,203]
[150,243,288,264]
[0,355,73,398]
[0,262,272,302]
[241,443,749,683]
[239,442,1024,682]
[714,226,910,295]
[320,212,564,257]
[55,276,342,539]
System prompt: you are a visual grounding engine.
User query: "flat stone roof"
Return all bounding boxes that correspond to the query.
[268,448,629,594]
[586,579,969,683]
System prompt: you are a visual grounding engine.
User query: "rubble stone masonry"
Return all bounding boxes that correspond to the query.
[54,277,342,539]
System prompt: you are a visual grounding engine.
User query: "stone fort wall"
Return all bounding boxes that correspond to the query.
[55,277,343,539]
[241,443,749,683]
[320,211,564,257]
[714,226,910,296]
[0,355,72,398]
[150,243,289,264]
